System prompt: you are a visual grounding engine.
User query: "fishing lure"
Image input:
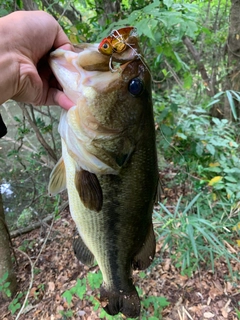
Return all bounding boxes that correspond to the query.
[98,26,135,55]
[98,26,152,77]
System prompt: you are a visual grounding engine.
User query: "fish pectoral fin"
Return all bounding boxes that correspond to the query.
[132,223,156,270]
[48,157,66,196]
[75,170,103,212]
[73,231,95,266]
[100,286,140,318]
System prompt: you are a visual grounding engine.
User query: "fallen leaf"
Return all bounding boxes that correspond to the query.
[203,311,215,318]
[48,281,55,292]
[208,176,222,186]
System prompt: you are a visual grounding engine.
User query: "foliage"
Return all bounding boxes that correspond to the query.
[154,89,240,202]
[0,271,11,298]
[154,193,239,276]
[8,292,23,314]
[236,308,240,319]
[61,271,169,319]
[153,87,239,274]
[0,103,62,230]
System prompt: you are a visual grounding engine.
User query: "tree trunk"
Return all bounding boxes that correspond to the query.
[223,0,240,119]
[182,35,222,118]
[0,193,17,299]
[22,0,38,10]
[94,0,121,26]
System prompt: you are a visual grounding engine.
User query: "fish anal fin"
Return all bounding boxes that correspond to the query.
[73,232,95,266]
[48,157,66,196]
[133,223,156,270]
[100,286,140,318]
[75,170,103,212]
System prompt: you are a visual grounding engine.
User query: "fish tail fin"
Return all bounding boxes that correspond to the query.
[100,286,140,318]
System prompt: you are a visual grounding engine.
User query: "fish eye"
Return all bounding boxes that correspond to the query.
[103,43,109,49]
[128,78,144,96]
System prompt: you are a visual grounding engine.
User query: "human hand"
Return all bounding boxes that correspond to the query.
[0,11,75,110]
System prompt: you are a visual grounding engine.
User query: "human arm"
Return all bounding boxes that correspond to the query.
[0,10,75,110]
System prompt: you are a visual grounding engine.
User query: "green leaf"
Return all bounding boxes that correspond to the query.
[163,0,173,9]
[0,9,9,17]
[135,19,156,40]
[186,224,198,258]
[87,272,102,289]
[183,73,192,89]
[1,271,9,283]
[226,90,237,120]
[235,308,240,318]
[230,90,240,102]
[160,124,172,136]
[62,290,73,305]
[206,144,215,155]
[196,142,204,156]
[207,99,220,108]
[225,176,237,183]
[182,193,202,215]
[176,132,187,139]
[143,0,160,13]
[204,167,222,173]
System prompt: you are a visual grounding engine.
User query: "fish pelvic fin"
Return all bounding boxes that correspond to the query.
[100,286,140,318]
[133,223,156,270]
[48,157,66,196]
[73,232,95,266]
[75,169,103,212]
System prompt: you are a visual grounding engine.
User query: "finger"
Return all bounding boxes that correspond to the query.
[53,27,75,51]
[59,43,75,52]
[47,88,75,110]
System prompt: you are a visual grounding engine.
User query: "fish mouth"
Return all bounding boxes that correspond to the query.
[49,48,132,105]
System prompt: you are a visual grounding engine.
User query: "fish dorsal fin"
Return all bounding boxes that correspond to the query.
[73,231,95,266]
[48,157,66,196]
[75,170,103,212]
[132,223,156,270]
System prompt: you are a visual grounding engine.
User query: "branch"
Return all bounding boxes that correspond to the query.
[18,103,57,163]
[1,136,51,167]
[15,249,34,320]
[42,0,82,24]
[164,59,183,89]
[182,36,215,96]
[15,207,56,319]
[10,201,69,238]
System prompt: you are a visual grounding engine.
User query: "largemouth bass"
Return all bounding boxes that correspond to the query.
[48,34,159,318]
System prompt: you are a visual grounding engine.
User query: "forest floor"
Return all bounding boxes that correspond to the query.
[0,171,239,320]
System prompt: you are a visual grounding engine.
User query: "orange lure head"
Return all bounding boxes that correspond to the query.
[98,26,135,56]
[98,38,113,55]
